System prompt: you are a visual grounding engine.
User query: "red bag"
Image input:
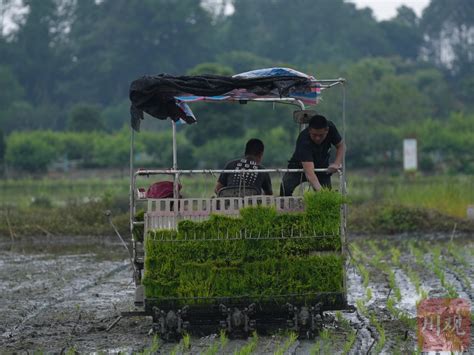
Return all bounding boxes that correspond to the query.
[146,181,182,198]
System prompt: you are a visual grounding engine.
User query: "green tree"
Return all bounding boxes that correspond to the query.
[92,132,131,168]
[411,68,455,118]
[380,6,422,60]
[0,65,24,108]
[101,100,130,131]
[67,103,105,132]
[216,51,276,73]
[0,128,5,164]
[5,131,58,172]
[332,58,432,167]
[181,60,246,147]
[225,0,392,65]
[1,100,35,132]
[0,65,28,132]
[397,112,474,173]
[193,136,245,168]
[139,130,194,168]
[183,103,245,147]
[258,126,293,167]
[187,62,234,76]
[64,0,216,104]
[7,0,70,104]
[59,131,98,166]
[421,0,474,75]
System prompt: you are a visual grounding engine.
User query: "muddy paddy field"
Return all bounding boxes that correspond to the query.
[1,232,472,354]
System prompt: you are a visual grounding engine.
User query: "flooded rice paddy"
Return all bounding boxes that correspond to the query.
[0,233,472,354]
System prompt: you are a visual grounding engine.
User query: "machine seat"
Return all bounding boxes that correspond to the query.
[217,186,261,197]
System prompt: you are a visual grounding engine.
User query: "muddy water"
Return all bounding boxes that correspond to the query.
[0,237,317,353]
[0,234,472,353]
[0,236,150,353]
[0,236,358,353]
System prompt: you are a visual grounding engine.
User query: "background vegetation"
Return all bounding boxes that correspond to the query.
[0,0,473,174]
[0,0,473,237]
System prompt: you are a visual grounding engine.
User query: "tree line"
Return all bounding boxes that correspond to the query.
[0,0,473,172]
[4,110,473,174]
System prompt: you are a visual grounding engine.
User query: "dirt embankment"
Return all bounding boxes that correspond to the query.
[2,201,474,240]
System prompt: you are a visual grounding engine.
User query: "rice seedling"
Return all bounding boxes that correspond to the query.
[367,240,384,266]
[138,335,160,355]
[342,329,357,355]
[364,241,404,303]
[335,311,357,355]
[358,241,402,305]
[321,329,333,355]
[348,243,370,288]
[203,341,219,355]
[335,311,349,328]
[429,246,459,298]
[400,263,422,295]
[359,263,370,289]
[273,332,298,355]
[446,264,472,291]
[408,242,425,265]
[234,331,258,355]
[388,270,402,302]
[64,347,77,355]
[309,340,321,355]
[366,287,373,302]
[415,289,429,309]
[359,240,417,333]
[390,246,401,267]
[370,313,386,354]
[143,191,345,302]
[182,332,191,351]
[169,343,180,355]
[386,298,416,330]
[446,242,469,267]
[310,328,332,355]
[356,299,368,317]
[219,329,228,350]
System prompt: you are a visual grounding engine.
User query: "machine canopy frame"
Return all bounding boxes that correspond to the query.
[129,67,345,131]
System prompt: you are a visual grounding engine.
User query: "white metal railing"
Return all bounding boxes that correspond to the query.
[134,168,343,232]
[145,196,304,231]
[135,168,334,176]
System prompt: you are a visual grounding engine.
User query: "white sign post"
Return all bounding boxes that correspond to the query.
[403,138,417,171]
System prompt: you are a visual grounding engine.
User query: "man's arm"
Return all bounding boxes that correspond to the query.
[214,181,224,194]
[328,141,345,173]
[215,160,234,194]
[302,161,322,191]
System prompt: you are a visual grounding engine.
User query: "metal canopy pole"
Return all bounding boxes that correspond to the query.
[342,82,347,187]
[129,128,135,233]
[172,120,179,198]
[340,80,348,306]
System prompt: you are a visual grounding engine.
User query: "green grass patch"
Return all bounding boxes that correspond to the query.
[0,201,129,237]
[349,203,474,234]
[348,174,474,218]
[2,174,473,238]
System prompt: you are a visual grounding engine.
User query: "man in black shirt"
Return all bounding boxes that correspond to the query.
[215,138,273,195]
[280,114,345,196]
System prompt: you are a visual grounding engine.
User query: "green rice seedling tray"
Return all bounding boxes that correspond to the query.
[143,191,345,303]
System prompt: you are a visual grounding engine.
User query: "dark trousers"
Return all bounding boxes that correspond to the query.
[279,171,332,196]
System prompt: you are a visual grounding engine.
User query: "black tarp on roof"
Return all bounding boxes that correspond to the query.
[129,69,316,131]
